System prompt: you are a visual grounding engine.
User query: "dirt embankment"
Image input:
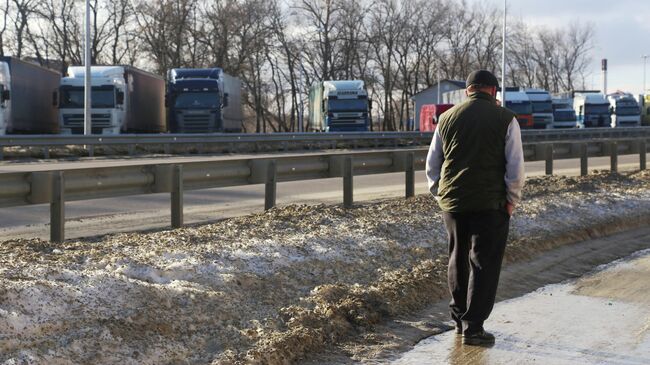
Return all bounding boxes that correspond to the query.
[0,171,649,364]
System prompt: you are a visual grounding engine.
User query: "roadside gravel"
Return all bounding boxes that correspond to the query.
[0,170,649,364]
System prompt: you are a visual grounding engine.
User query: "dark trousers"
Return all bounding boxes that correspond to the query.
[442,209,510,333]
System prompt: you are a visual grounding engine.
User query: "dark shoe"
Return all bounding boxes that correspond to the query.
[455,325,462,335]
[462,330,495,346]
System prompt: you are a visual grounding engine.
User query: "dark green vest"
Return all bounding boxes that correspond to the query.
[436,92,515,212]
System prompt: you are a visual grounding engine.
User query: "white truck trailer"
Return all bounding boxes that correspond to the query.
[59,66,166,134]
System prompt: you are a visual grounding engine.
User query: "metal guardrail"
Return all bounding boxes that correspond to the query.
[1,127,649,159]
[0,138,647,242]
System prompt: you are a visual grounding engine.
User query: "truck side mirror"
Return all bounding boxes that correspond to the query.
[164,94,169,108]
[609,106,614,115]
[52,90,58,106]
[2,89,10,102]
[578,105,583,116]
[116,91,125,105]
[223,92,229,108]
[369,98,373,110]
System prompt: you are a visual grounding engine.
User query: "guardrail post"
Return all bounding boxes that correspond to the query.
[264,160,277,210]
[545,144,553,176]
[610,141,618,173]
[50,171,65,243]
[88,145,94,157]
[405,152,415,198]
[580,143,588,176]
[343,156,353,208]
[171,164,183,228]
[164,144,171,155]
[128,144,136,156]
[43,147,50,159]
[640,141,646,171]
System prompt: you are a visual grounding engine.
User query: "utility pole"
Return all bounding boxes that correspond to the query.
[84,0,92,135]
[501,0,507,105]
[642,55,649,94]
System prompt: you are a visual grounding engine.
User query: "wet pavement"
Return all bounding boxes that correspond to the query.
[394,250,650,365]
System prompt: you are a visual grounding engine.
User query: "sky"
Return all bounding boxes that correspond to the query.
[477,0,650,95]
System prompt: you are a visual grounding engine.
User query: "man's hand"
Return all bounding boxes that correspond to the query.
[506,202,515,216]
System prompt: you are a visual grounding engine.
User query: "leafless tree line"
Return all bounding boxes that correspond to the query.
[0,0,594,132]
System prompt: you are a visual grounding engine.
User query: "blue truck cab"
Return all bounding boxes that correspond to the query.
[166,68,242,133]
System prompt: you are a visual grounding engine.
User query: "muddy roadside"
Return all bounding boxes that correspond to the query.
[0,171,649,364]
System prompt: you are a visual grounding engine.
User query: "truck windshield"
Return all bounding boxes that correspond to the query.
[60,86,116,108]
[584,104,610,115]
[554,110,576,121]
[531,101,553,113]
[174,92,219,109]
[615,106,639,116]
[506,101,532,115]
[328,98,368,112]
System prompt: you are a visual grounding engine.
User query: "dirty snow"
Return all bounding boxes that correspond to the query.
[0,170,649,364]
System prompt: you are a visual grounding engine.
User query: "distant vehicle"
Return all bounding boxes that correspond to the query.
[419,104,453,131]
[0,56,60,135]
[573,91,611,128]
[640,94,650,126]
[166,68,242,133]
[524,88,554,129]
[551,98,578,128]
[60,65,166,134]
[499,90,534,129]
[607,92,640,127]
[308,80,371,132]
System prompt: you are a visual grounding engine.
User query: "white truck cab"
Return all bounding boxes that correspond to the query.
[607,92,641,127]
[59,66,126,134]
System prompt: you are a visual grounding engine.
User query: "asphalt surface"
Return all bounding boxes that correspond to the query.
[0,153,647,240]
[394,248,650,365]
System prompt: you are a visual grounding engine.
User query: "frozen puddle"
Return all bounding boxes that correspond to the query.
[394,250,650,365]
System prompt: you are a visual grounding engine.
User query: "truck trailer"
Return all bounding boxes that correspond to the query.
[419,104,453,131]
[607,92,640,127]
[524,88,554,129]
[166,68,243,133]
[308,80,371,132]
[573,91,611,128]
[59,65,165,134]
[0,57,60,135]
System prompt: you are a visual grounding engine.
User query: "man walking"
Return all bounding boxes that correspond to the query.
[426,70,525,346]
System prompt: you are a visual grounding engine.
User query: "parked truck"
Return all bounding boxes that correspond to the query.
[640,94,650,126]
[59,65,165,134]
[607,92,640,127]
[573,91,611,128]
[0,57,60,135]
[308,80,371,132]
[524,88,554,129]
[166,68,242,133]
[498,89,534,129]
[551,98,578,128]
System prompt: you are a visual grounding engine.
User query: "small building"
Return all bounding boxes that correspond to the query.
[411,80,465,130]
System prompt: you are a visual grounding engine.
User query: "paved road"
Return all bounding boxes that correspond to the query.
[394,248,650,365]
[0,153,647,240]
